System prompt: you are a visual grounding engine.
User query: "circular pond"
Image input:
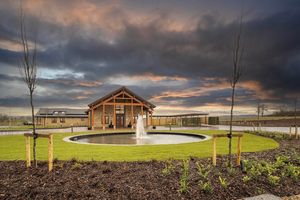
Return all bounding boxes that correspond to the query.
[64,132,209,145]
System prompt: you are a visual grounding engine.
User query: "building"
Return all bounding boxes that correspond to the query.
[151,113,209,127]
[87,87,156,130]
[35,108,88,127]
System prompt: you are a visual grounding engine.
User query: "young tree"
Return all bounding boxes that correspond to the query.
[228,13,244,167]
[18,3,38,167]
[294,98,298,130]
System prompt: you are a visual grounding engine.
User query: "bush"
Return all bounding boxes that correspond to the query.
[178,159,190,193]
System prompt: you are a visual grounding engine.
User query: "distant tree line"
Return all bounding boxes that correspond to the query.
[0,114,31,126]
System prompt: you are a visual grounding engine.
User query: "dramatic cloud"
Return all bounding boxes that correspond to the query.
[0,0,299,115]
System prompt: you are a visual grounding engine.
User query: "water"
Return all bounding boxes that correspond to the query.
[66,132,208,145]
[136,115,147,138]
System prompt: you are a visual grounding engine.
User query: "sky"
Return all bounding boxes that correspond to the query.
[0,0,299,116]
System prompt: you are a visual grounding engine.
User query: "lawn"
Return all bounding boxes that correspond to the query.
[0,125,73,131]
[0,130,279,161]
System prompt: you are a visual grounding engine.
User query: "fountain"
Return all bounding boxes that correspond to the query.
[65,114,209,145]
[136,114,147,138]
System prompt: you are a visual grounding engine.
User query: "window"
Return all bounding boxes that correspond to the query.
[116,105,124,114]
[53,111,58,115]
[105,116,109,124]
[60,118,65,123]
[51,118,57,123]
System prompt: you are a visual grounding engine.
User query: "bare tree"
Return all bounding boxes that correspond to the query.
[18,2,38,167]
[228,12,244,167]
[257,102,261,121]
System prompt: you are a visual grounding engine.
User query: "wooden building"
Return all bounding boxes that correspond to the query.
[87,87,156,130]
[35,108,88,127]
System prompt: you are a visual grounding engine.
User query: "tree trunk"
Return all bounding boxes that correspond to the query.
[228,84,236,167]
[30,90,37,167]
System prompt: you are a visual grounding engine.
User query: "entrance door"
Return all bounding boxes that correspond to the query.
[116,114,125,128]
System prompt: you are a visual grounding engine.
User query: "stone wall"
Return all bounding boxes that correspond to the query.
[36,117,88,127]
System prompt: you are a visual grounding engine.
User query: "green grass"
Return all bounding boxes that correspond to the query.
[0,125,74,131]
[0,130,279,161]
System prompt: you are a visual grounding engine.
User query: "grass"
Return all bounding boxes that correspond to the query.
[0,130,279,161]
[0,125,75,131]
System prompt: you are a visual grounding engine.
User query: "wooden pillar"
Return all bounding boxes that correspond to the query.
[25,136,31,167]
[140,106,143,116]
[48,134,53,172]
[212,137,216,166]
[88,110,90,129]
[146,110,149,127]
[131,100,134,129]
[91,108,95,130]
[150,112,153,126]
[236,136,242,166]
[102,104,105,130]
[113,97,116,130]
[296,126,298,139]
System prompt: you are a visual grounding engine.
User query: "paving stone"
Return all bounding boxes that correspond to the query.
[241,194,282,200]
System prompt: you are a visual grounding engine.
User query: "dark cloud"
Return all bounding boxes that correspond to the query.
[0,0,299,114]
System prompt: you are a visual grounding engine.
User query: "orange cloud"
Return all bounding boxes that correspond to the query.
[132,73,187,82]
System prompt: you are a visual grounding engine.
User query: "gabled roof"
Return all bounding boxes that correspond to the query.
[88,86,156,109]
[36,108,88,117]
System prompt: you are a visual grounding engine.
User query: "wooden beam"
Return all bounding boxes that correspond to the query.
[103,102,144,106]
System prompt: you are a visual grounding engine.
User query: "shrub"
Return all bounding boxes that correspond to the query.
[178,159,190,193]
[242,175,251,183]
[199,180,212,193]
[71,162,82,170]
[218,176,228,189]
[196,162,210,179]
[284,164,300,181]
[162,160,175,176]
[268,175,280,186]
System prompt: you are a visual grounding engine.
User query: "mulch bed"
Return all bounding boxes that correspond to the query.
[0,139,299,200]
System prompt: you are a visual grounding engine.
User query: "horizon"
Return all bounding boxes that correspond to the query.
[0,0,299,116]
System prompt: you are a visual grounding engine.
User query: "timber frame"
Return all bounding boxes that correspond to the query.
[87,87,155,130]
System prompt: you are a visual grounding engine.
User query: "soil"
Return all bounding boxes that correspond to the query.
[0,139,300,200]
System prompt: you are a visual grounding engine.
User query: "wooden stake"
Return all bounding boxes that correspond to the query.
[236,136,242,166]
[25,136,31,167]
[212,137,216,166]
[48,134,53,172]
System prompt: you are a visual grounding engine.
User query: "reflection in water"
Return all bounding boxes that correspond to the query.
[76,133,205,145]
